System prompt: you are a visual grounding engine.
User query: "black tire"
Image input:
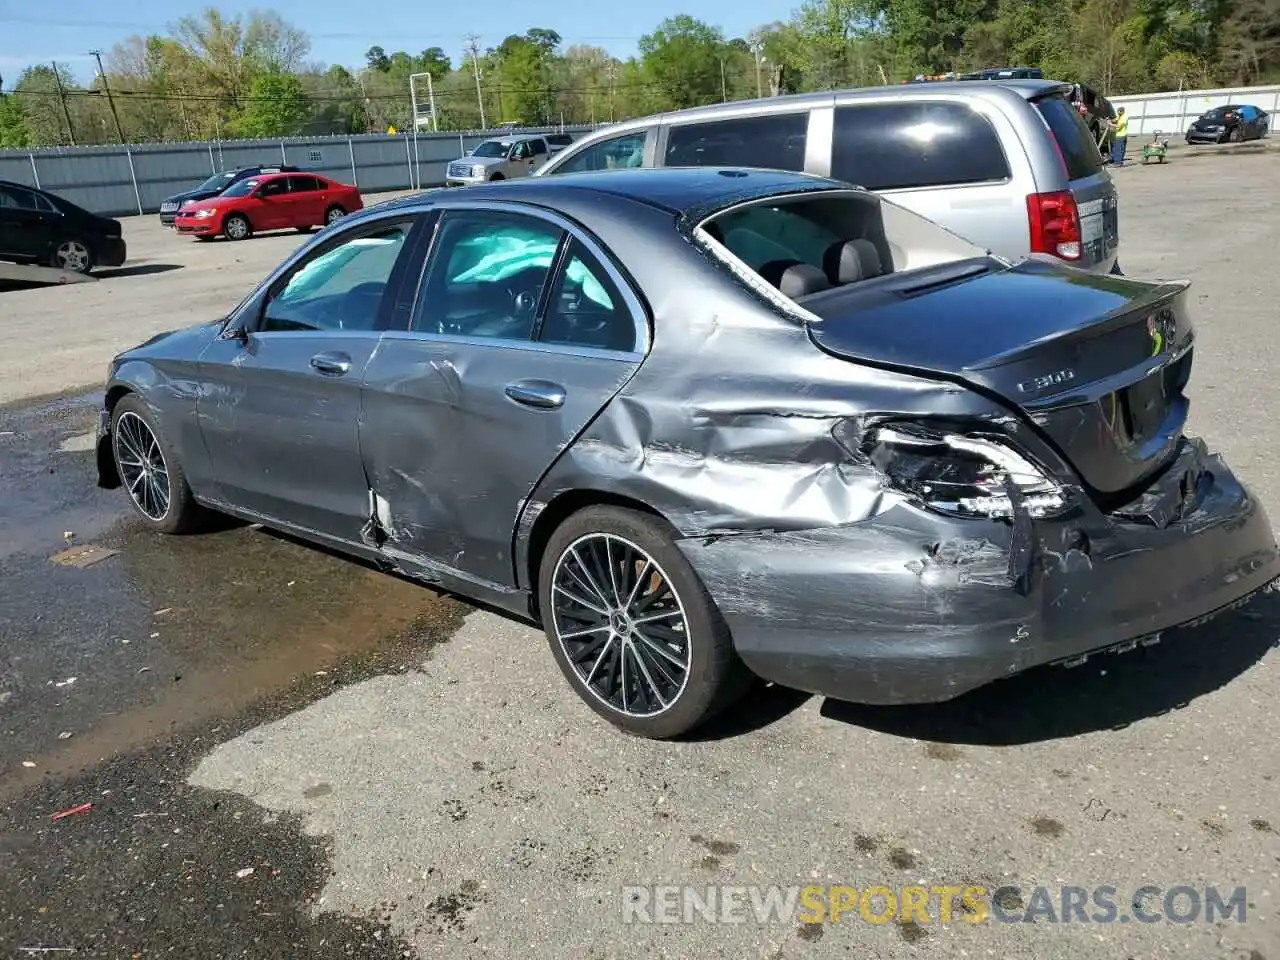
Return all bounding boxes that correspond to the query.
[488,172,506,181]
[222,213,252,241]
[1228,127,1243,143]
[296,225,314,233]
[110,393,205,535]
[324,205,346,225]
[538,505,750,739]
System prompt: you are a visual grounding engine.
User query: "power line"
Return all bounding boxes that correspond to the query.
[0,15,650,44]
[7,80,667,103]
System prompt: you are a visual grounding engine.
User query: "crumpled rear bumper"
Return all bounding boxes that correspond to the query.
[678,437,1280,705]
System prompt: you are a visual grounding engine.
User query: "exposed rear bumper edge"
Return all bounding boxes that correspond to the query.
[678,445,1280,706]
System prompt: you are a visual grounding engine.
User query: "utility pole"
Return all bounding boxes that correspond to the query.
[89,49,126,143]
[50,62,76,146]
[606,61,616,123]
[465,35,486,129]
[720,59,727,102]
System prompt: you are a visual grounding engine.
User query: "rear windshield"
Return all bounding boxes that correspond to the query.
[1034,94,1103,180]
[698,191,987,303]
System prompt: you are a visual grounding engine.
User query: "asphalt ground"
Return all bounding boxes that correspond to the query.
[1,144,1278,959]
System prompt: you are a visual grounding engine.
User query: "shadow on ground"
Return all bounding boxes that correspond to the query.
[96,262,185,279]
[820,591,1280,745]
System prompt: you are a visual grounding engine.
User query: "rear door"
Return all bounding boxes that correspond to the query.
[1031,92,1119,271]
[358,203,648,588]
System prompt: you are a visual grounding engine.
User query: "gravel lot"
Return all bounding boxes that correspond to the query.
[2,149,1278,959]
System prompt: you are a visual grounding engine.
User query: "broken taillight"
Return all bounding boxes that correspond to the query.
[1026,191,1082,261]
[845,420,1070,520]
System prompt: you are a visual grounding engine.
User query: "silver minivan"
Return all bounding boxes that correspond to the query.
[535,80,1120,274]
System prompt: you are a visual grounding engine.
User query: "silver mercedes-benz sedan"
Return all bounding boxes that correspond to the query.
[96,167,1279,738]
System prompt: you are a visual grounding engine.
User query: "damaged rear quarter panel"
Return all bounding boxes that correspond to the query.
[515,229,1023,591]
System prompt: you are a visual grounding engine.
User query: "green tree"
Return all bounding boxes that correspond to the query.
[232,69,309,137]
[0,76,30,147]
[639,16,727,109]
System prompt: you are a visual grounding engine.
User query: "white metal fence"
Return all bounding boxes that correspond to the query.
[1109,84,1280,137]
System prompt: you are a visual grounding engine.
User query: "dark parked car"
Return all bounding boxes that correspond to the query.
[95,167,1279,738]
[1186,104,1270,144]
[158,165,300,226]
[0,179,126,274]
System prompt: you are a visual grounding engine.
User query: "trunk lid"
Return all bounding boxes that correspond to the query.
[803,258,1194,497]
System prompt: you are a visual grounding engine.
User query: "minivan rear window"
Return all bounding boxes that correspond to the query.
[831,101,1010,191]
[1033,94,1103,180]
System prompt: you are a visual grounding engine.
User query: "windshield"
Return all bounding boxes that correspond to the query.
[197,172,237,192]
[470,140,509,158]
[220,178,259,199]
[1204,107,1233,118]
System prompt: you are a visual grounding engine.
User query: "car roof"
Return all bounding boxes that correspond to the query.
[377,166,838,218]
[550,78,1072,157]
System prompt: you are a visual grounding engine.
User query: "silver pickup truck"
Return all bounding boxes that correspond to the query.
[444,133,573,186]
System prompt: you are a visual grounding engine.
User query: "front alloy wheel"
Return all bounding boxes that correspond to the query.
[114,410,171,523]
[110,394,203,534]
[540,505,750,739]
[54,240,92,274]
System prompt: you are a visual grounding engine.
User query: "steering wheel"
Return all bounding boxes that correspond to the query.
[504,274,544,321]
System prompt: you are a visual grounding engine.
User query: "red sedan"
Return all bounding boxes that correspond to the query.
[174,172,363,241]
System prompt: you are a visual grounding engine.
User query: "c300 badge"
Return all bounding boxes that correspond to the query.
[1017,368,1076,393]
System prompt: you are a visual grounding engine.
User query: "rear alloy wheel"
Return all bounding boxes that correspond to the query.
[540,506,749,739]
[111,394,203,534]
[53,240,93,274]
[324,205,346,225]
[223,214,251,241]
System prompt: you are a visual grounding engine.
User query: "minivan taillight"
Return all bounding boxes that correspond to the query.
[1026,191,1082,261]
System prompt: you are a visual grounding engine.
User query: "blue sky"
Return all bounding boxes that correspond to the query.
[0,0,784,87]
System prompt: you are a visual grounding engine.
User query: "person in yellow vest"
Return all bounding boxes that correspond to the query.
[1110,107,1129,166]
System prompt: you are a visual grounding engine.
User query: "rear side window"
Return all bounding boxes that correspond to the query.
[1033,94,1102,180]
[664,113,808,172]
[831,102,1010,191]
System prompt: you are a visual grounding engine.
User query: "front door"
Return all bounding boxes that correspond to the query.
[0,183,55,262]
[359,205,646,588]
[252,177,292,230]
[195,213,425,542]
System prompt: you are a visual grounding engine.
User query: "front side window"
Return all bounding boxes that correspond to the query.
[262,224,412,333]
[412,211,564,340]
[258,178,288,198]
[550,131,648,173]
[832,101,1011,191]
[0,185,42,211]
[664,112,809,171]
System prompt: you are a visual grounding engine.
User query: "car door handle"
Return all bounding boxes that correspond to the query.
[310,351,352,376]
[504,379,565,409]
